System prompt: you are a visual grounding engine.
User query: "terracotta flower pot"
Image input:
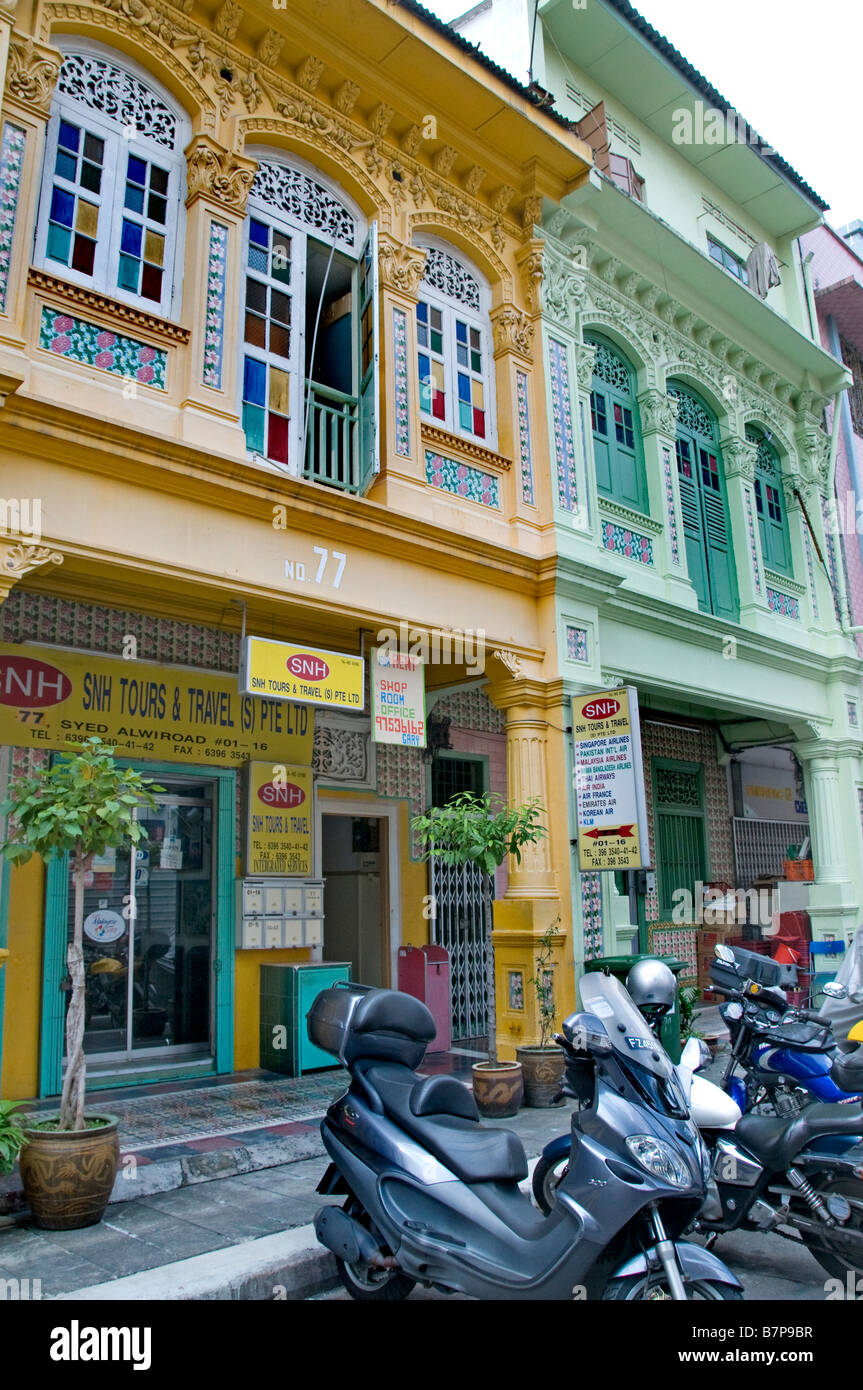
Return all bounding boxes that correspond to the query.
[515,1046,565,1107]
[19,1115,120,1231]
[472,1061,523,1118]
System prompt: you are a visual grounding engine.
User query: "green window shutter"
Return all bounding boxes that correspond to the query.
[669,383,738,621]
[587,335,648,513]
[748,427,791,577]
[357,220,379,495]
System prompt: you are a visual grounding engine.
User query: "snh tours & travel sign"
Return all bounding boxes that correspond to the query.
[0,643,314,765]
[571,687,649,872]
[242,636,364,709]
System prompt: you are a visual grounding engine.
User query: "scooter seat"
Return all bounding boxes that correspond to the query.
[736,1101,863,1170]
[359,1062,528,1184]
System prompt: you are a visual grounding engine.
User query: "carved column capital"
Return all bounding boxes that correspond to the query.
[516,239,544,317]
[5,32,62,119]
[719,434,758,483]
[795,426,832,492]
[490,304,534,361]
[185,135,257,215]
[638,387,679,437]
[378,233,427,298]
[0,540,63,604]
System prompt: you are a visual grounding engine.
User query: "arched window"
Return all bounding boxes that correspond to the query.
[668,382,738,621]
[240,155,377,494]
[586,333,647,513]
[747,425,791,576]
[35,42,187,318]
[415,242,496,448]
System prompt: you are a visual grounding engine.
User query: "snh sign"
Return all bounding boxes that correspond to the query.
[243,636,364,709]
[570,686,649,873]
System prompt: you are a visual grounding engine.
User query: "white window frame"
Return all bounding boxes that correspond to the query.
[34,38,187,320]
[415,236,497,452]
[240,151,366,475]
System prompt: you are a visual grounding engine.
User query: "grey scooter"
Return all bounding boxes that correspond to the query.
[310,971,743,1301]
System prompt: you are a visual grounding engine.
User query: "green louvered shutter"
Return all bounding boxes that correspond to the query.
[588,336,648,514]
[699,445,738,620]
[670,383,738,621]
[676,437,711,612]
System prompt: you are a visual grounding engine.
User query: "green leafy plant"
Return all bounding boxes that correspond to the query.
[0,1100,27,1175]
[412,792,547,1063]
[0,738,162,1131]
[528,917,561,1048]
[678,984,702,1042]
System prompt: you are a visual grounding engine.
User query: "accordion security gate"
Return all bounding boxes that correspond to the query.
[732,817,811,890]
[429,855,490,1040]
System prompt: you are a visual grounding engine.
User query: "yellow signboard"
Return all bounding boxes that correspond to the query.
[571,687,649,871]
[0,643,314,766]
[246,763,312,875]
[243,637,364,710]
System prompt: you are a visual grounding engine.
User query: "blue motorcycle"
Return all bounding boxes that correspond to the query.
[708,944,862,1114]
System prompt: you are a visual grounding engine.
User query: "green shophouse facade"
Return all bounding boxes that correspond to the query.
[456,0,863,960]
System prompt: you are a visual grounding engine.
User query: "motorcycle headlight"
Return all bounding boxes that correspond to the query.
[625,1135,691,1188]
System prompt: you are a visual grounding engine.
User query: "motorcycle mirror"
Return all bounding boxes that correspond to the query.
[714,944,736,965]
[822,981,848,999]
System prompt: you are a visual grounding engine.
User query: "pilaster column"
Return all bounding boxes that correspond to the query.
[638,388,691,590]
[792,734,861,940]
[490,301,536,521]
[485,674,556,897]
[378,232,426,486]
[720,433,766,622]
[0,32,62,348]
[178,134,256,451]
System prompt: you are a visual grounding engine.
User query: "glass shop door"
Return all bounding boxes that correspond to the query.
[66,777,216,1070]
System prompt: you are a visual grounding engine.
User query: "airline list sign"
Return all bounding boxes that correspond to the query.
[571,687,649,871]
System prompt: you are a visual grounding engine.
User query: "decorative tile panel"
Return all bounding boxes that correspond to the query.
[566,625,589,663]
[804,529,819,620]
[430,687,504,733]
[39,307,167,388]
[648,926,698,984]
[515,370,534,505]
[744,487,762,594]
[662,445,680,565]
[580,873,603,961]
[0,124,26,314]
[376,743,427,857]
[425,450,500,508]
[767,587,800,620]
[547,338,578,513]
[392,306,410,457]
[601,520,653,565]
[202,220,228,389]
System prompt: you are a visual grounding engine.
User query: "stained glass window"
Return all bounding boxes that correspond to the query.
[416,244,493,446]
[242,218,294,466]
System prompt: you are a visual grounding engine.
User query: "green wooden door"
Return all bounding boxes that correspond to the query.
[653,760,708,919]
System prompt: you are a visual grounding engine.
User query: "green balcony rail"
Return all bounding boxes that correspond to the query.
[303,379,359,493]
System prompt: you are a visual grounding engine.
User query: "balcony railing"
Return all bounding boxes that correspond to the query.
[303,380,359,493]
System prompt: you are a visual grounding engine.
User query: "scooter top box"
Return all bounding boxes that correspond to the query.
[710,944,782,994]
[307,982,435,1068]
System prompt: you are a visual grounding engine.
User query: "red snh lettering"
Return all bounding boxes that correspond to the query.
[286,654,330,682]
[582,699,621,721]
[258,782,306,808]
[0,656,72,708]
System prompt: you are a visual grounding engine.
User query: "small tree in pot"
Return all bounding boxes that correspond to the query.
[517,918,566,1107]
[412,792,547,1117]
[0,738,161,1228]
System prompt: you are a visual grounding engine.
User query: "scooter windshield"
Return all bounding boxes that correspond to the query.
[579,971,676,1084]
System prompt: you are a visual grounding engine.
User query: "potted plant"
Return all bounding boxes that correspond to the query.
[516,919,566,1107]
[412,791,547,1118]
[0,1100,26,1177]
[0,737,161,1230]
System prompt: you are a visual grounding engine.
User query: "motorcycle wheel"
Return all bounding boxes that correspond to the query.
[800,1177,863,1282]
[532,1155,568,1214]
[601,1274,743,1301]
[335,1201,417,1302]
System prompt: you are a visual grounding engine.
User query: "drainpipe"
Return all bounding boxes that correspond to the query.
[824,315,863,617]
[799,246,819,343]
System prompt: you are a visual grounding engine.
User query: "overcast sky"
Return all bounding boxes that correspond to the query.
[429,0,861,230]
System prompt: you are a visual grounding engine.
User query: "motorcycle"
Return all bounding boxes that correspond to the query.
[709,943,862,1114]
[534,955,863,1282]
[310,973,743,1301]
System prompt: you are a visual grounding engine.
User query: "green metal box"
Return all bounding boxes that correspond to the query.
[259,961,351,1076]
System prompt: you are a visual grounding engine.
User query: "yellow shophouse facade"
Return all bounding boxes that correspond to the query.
[0,0,594,1098]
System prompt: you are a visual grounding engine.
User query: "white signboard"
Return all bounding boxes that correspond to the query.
[571,686,649,871]
[83,909,126,944]
[371,648,426,747]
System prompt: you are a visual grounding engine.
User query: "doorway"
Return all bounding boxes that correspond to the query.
[321,814,390,987]
[66,777,216,1070]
